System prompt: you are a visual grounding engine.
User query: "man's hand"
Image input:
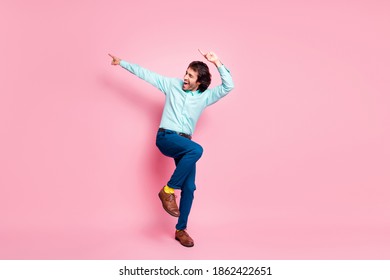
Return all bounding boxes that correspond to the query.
[198,49,222,67]
[108,53,121,65]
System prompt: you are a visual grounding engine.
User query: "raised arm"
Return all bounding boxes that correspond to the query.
[108,53,172,94]
[198,50,235,105]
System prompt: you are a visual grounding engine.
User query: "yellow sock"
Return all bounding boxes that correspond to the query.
[164,185,175,194]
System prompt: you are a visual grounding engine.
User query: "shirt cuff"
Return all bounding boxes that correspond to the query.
[218,64,231,74]
[119,60,128,67]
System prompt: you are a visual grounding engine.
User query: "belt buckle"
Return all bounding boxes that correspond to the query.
[179,132,186,138]
[179,132,190,140]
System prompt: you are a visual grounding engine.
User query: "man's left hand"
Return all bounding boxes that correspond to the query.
[198,49,222,67]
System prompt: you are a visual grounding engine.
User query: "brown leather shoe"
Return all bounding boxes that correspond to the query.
[158,187,180,217]
[175,230,194,247]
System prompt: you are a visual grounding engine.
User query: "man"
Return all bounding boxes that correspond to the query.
[108,50,234,247]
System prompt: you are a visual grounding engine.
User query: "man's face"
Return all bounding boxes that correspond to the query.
[182,67,200,92]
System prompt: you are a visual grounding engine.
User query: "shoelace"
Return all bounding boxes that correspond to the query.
[177,230,189,237]
[166,193,177,201]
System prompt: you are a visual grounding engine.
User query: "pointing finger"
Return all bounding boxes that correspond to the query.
[198,49,206,57]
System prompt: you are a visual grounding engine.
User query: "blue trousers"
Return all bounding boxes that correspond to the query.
[156,129,203,230]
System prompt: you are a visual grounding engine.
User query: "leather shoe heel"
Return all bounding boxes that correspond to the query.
[175,230,194,247]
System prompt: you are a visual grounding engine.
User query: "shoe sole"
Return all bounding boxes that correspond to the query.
[158,193,180,217]
[175,237,194,247]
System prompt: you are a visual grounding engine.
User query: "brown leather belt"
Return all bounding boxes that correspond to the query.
[158,128,192,140]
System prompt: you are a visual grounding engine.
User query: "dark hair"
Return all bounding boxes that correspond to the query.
[188,61,212,92]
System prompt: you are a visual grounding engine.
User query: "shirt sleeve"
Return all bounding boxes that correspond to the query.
[205,65,235,106]
[119,60,172,94]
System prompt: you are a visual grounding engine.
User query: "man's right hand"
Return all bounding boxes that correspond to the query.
[108,53,121,65]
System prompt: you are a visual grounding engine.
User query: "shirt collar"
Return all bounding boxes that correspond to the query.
[184,89,201,95]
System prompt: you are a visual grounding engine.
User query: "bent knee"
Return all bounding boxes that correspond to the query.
[193,145,203,158]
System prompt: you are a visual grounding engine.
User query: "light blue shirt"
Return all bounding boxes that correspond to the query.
[120,60,234,135]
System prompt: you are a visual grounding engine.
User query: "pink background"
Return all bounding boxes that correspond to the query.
[1,0,389,259]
